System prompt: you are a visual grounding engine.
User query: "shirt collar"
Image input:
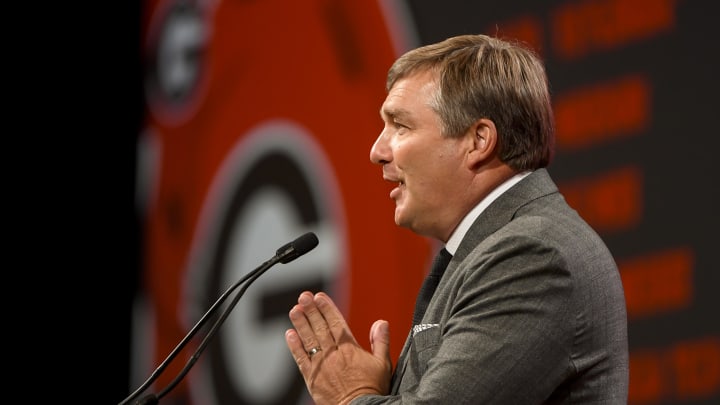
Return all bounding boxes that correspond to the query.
[445,171,531,255]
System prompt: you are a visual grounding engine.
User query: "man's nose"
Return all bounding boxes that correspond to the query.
[370,130,390,165]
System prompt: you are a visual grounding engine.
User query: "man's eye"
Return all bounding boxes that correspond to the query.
[394,121,408,129]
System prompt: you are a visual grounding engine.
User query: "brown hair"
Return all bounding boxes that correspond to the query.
[387,34,555,170]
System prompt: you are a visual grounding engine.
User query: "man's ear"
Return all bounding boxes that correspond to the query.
[467,118,497,168]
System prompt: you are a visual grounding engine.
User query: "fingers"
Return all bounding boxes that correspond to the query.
[369,320,390,353]
[286,293,393,399]
[285,294,327,378]
[286,291,355,357]
[288,297,322,355]
[314,292,356,344]
[369,320,392,368]
[299,292,339,351]
[285,328,311,372]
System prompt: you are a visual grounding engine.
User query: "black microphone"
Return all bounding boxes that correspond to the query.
[119,232,319,405]
[276,231,320,263]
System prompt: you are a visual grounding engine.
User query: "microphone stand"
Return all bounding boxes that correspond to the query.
[121,257,278,404]
[119,232,318,405]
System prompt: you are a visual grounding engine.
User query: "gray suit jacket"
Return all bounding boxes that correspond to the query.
[353,169,629,404]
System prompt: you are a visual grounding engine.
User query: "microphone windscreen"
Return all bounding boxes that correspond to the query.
[277,232,319,263]
[293,232,319,256]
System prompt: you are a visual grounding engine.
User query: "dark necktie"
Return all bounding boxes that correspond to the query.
[412,248,452,324]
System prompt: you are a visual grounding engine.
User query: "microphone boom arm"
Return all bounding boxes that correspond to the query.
[119,232,318,405]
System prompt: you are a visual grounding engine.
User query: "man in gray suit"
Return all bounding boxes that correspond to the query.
[285,34,629,404]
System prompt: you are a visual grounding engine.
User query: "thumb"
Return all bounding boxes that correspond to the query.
[369,320,391,365]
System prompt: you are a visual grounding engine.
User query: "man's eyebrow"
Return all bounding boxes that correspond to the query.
[380,106,410,121]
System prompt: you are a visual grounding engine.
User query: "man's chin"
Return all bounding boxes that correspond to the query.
[393,210,404,227]
[394,210,411,229]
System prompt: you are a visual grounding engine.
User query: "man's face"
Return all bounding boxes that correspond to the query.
[371,70,471,241]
